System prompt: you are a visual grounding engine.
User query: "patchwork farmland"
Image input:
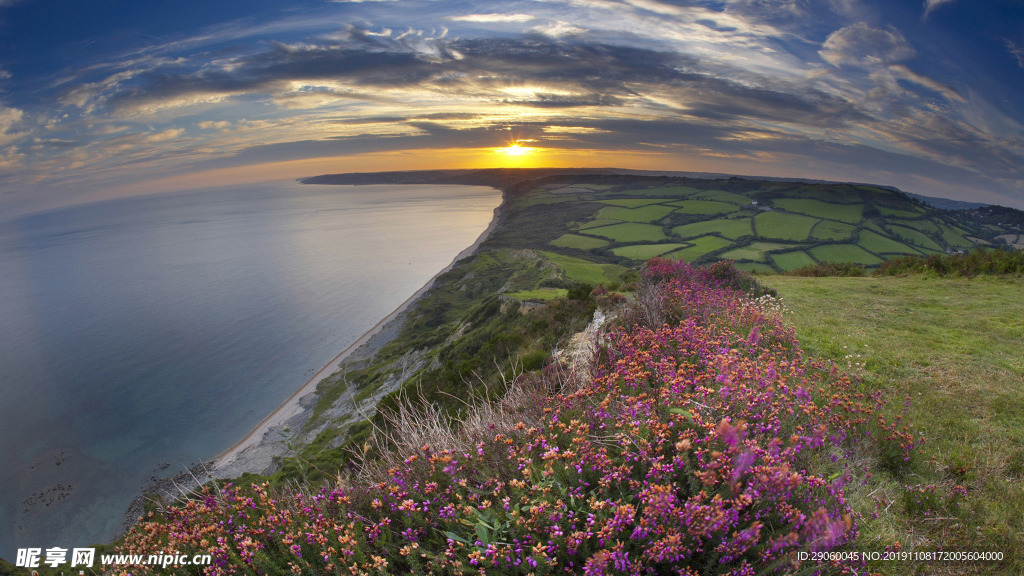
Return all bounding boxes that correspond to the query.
[507,176,1001,272]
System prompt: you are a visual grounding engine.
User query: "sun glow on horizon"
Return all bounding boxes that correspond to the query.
[495,142,539,156]
[491,140,544,167]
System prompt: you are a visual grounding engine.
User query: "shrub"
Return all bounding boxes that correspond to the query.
[875,248,1024,277]
[787,261,866,277]
[114,260,912,575]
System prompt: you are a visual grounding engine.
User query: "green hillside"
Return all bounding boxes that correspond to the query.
[499,175,1019,271]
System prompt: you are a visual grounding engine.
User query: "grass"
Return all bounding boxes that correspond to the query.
[878,205,925,218]
[611,243,691,260]
[664,234,732,262]
[691,189,752,205]
[719,241,795,261]
[771,250,816,270]
[941,227,974,249]
[671,217,752,240]
[584,222,668,243]
[857,229,921,255]
[733,262,775,273]
[888,225,944,251]
[792,185,867,203]
[576,218,622,230]
[754,211,820,241]
[620,185,699,196]
[670,199,741,215]
[505,288,568,300]
[549,233,609,250]
[771,198,864,223]
[539,250,628,285]
[596,204,676,222]
[890,217,942,235]
[810,243,884,265]
[767,275,1024,575]
[810,220,856,241]
[599,198,673,207]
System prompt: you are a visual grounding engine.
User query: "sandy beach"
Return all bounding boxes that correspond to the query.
[212,201,501,473]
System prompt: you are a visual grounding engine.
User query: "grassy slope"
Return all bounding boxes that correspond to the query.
[767,274,1024,574]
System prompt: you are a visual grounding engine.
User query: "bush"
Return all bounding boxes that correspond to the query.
[787,261,866,277]
[875,248,1024,277]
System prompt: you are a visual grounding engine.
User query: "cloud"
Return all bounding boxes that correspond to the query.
[0,106,25,145]
[888,64,965,103]
[1005,39,1024,69]
[819,23,915,67]
[198,120,231,130]
[449,14,536,23]
[143,128,184,143]
[923,0,958,18]
[4,1,1022,210]
[0,145,24,171]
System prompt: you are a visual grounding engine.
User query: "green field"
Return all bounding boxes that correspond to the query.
[597,204,676,222]
[505,288,568,300]
[599,198,673,207]
[864,220,888,235]
[941,227,974,248]
[754,211,819,241]
[720,241,795,261]
[671,200,740,215]
[577,218,622,230]
[888,225,944,251]
[539,251,628,285]
[890,217,942,235]
[585,222,668,243]
[611,243,691,260]
[664,235,732,262]
[810,243,883,265]
[878,205,924,218]
[620,185,699,196]
[548,183,615,193]
[671,217,752,240]
[691,190,751,205]
[810,220,856,241]
[771,250,816,270]
[857,229,920,255]
[768,275,1024,574]
[549,233,610,250]
[771,198,864,224]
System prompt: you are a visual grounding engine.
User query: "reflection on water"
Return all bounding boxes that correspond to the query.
[0,181,500,558]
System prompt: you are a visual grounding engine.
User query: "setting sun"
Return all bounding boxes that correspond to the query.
[496,142,538,156]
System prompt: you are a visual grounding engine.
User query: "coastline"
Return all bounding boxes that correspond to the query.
[211,198,502,475]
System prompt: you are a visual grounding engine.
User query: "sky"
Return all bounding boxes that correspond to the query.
[0,0,1022,216]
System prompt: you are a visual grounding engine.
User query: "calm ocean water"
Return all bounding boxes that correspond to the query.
[0,181,500,559]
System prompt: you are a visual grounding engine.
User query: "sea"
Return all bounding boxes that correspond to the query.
[0,181,501,560]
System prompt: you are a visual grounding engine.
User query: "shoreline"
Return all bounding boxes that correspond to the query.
[212,198,502,472]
